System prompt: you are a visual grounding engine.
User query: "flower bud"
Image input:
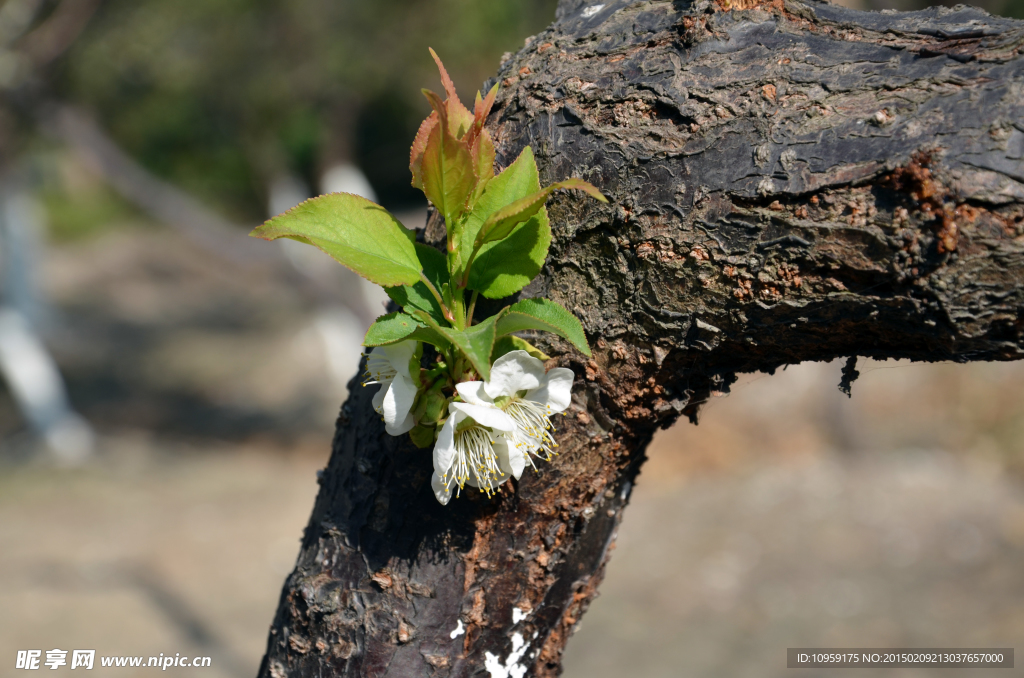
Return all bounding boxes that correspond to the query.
[408,423,437,449]
[407,342,424,388]
[421,389,448,425]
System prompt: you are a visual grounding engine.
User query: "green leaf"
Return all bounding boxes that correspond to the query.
[474,187,549,247]
[459,146,540,264]
[460,147,551,298]
[475,178,607,248]
[440,282,454,311]
[492,335,550,362]
[495,298,591,357]
[406,326,451,350]
[251,193,421,287]
[412,309,504,381]
[467,207,551,299]
[363,312,450,349]
[386,244,448,322]
[468,129,496,207]
[447,315,502,382]
[363,312,421,346]
[421,89,476,225]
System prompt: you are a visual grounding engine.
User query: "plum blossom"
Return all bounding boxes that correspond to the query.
[430,401,517,505]
[362,341,419,435]
[455,350,574,479]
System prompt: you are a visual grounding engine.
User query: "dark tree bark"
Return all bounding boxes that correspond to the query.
[259,0,1024,675]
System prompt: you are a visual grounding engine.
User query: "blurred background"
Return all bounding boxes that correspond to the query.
[0,0,1022,676]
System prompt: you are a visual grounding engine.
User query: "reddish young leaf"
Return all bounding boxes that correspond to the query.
[422,88,447,123]
[420,90,476,225]
[428,47,473,138]
[469,128,496,206]
[428,48,460,106]
[549,177,609,203]
[410,111,439,190]
[464,83,499,152]
[474,83,499,129]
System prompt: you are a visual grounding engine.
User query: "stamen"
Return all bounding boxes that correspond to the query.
[502,396,560,465]
[446,424,506,496]
[362,352,398,386]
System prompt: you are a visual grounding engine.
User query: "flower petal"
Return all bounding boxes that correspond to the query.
[380,340,417,377]
[385,411,416,436]
[450,401,515,432]
[433,415,458,474]
[527,367,574,413]
[382,374,417,428]
[484,350,544,399]
[456,381,493,406]
[371,383,388,414]
[495,434,526,480]
[431,471,453,505]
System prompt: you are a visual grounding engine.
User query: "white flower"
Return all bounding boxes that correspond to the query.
[430,402,517,505]
[455,350,574,479]
[362,341,419,435]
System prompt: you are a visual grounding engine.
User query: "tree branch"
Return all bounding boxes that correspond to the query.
[40,104,279,267]
[35,104,381,325]
[18,0,103,67]
[259,1,1024,675]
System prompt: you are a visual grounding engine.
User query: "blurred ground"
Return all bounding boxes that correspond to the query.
[0,443,323,678]
[563,362,1024,678]
[0,223,1023,677]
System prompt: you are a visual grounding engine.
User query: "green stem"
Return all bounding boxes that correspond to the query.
[466,290,479,327]
[445,210,458,253]
[460,245,481,288]
[419,272,454,323]
[452,352,464,382]
[447,285,465,331]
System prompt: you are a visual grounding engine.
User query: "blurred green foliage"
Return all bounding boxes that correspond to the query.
[1003,0,1024,18]
[31,147,146,241]
[53,0,558,220]
[40,183,142,241]
[46,0,1024,222]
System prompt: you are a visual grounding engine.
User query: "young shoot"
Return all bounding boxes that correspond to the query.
[251,49,607,504]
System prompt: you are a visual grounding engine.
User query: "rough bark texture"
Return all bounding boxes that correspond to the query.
[259,0,1024,676]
